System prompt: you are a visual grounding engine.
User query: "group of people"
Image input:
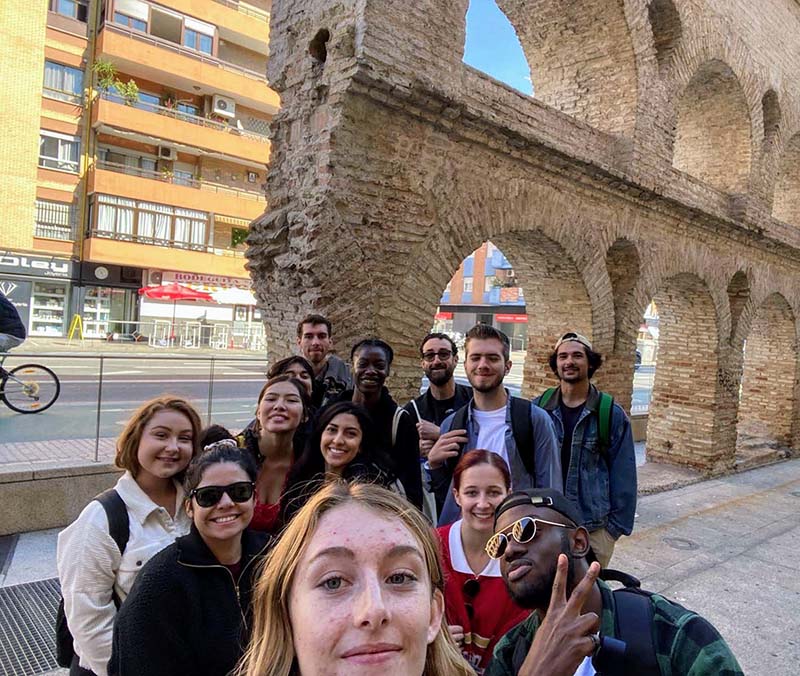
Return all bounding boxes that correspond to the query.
[49,312,742,675]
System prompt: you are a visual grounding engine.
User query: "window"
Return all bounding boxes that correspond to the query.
[51,0,88,22]
[133,91,160,111]
[174,170,195,186]
[96,195,136,238]
[184,28,213,54]
[98,147,157,176]
[35,200,76,240]
[39,131,80,173]
[484,276,497,292]
[43,61,84,103]
[113,11,147,31]
[177,102,200,118]
[463,278,473,293]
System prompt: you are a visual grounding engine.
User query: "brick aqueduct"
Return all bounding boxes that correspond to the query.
[247,0,800,472]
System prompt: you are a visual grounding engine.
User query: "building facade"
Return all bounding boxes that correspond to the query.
[0,0,275,341]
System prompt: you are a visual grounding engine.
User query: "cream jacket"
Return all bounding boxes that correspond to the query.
[56,471,190,676]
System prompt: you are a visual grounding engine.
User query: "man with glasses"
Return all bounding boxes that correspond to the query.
[427,324,561,523]
[534,332,637,567]
[485,489,743,676]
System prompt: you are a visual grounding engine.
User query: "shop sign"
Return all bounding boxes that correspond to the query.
[0,278,32,327]
[435,312,453,320]
[161,270,251,289]
[495,313,528,323]
[0,253,73,279]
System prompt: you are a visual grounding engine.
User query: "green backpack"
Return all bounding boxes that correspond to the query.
[537,387,614,460]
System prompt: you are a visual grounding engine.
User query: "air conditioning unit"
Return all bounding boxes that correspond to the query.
[147,270,163,286]
[212,94,235,118]
[158,146,177,161]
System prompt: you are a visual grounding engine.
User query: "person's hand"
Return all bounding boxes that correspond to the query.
[419,439,435,459]
[517,555,601,676]
[448,624,465,646]
[417,420,441,441]
[427,429,468,469]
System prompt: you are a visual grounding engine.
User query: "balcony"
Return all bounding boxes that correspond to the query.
[89,160,266,220]
[158,0,269,50]
[97,23,279,113]
[93,94,270,165]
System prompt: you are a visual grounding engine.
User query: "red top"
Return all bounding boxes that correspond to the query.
[437,521,530,674]
[249,500,282,533]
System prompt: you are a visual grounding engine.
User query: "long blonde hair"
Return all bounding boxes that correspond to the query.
[237,482,473,676]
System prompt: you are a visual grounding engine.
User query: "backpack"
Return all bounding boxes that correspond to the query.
[537,386,615,459]
[55,489,130,669]
[391,406,407,447]
[449,397,535,477]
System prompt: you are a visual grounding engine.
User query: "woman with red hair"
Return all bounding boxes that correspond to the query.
[436,450,529,674]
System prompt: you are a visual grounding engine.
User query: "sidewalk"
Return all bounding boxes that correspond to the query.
[7,335,263,357]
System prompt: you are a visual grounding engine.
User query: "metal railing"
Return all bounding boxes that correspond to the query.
[42,86,84,105]
[103,22,267,82]
[94,159,266,201]
[99,92,270,143]
[212,0,270,22]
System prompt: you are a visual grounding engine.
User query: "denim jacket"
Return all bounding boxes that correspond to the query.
[534,384,636,538]
[428,390,562,526]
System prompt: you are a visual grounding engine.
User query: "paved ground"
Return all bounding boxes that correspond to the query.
[1,458,796,675]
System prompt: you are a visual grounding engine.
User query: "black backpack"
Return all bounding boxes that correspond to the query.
[55,489,130,669]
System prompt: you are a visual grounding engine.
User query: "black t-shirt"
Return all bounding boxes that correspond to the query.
[431,395,460,425]
[559,401,584,487]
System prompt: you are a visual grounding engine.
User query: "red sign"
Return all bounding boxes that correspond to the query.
[435,312,453,320]
[495,314,527,323]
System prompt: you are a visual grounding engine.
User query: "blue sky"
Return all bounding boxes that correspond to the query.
[463,0,532,95]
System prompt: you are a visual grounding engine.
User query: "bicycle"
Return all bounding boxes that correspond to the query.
[0,354,61,413]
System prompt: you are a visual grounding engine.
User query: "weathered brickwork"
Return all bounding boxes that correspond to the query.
[248,0,800,473]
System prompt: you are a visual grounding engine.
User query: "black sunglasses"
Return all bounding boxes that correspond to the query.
[190,481,255,508]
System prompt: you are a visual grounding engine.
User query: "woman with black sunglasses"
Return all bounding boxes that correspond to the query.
[436,450,529,674]
[109,441,271,676]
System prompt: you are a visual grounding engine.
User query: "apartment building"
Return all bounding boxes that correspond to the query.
[0,0,275,340]
[437,242,528,349]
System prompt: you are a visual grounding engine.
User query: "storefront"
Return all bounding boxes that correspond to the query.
[77,263,143,338]
[0,252,77,337]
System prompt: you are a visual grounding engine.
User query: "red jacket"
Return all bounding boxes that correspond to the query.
[437,521,530,673]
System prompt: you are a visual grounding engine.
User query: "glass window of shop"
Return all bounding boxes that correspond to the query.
[30,281,68,336]
[83,287,138,339]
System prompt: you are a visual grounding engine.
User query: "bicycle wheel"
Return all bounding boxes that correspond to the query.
[1,363,61,413]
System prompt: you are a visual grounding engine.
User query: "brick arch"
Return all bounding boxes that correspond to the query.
[648,0,682,73]
[737,293,797,449]
[671,59,753,193]
[726,270,752,345]
[645,273,726,469]
[772,133,800,226]
[495,0,639,137]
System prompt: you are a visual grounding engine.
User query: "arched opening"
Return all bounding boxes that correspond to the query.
[737,294,797,455]
[772,133,800,226]
[496,0,639,136]
[434,240,528,395]
[648,0,682,71]
[672,60,752,193]
[646,274,720,468]
[761,90,781,148]
[726,270,750,342]
[463,0,532,94]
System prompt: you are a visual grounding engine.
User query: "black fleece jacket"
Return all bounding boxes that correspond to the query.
[109,527,271,676]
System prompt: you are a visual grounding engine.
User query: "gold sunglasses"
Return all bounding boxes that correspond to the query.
[485,516,575,559]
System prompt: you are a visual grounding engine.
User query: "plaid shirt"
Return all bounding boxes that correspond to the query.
[486,580,743,676]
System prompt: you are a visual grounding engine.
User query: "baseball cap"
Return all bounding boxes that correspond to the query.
[553,331,593,352]
[494,488,583,528]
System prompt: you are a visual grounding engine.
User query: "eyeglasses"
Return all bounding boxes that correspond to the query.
[189,481,255,508]
[422,350,453,362]
[463,578,480,619]
[485,517,575,559]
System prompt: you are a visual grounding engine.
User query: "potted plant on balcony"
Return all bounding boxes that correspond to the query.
[93,59,117,93]
[116,79,140,106]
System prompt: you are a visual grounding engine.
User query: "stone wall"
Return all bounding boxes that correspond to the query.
[248,0,800,472]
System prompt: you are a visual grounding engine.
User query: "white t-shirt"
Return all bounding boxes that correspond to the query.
[473,406,510,471]
[574,656,595,676]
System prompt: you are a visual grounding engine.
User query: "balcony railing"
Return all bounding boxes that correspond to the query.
[212,0,270,22]
[35,223,77,240]
[94,159,266,202]
[99,92,270,143]
[89,226,245,257]
[43,86,84,106]
[103,22,267,83]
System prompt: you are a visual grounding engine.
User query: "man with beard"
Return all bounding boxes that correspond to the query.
[534,332,636,567]
[296,314,351,403]
[485,489,743,676]
[427,324,560,523]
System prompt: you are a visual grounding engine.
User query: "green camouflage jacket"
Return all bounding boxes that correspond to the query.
[485,580,743,676]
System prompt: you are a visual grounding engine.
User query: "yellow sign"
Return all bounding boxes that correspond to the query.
[67,314,84,341]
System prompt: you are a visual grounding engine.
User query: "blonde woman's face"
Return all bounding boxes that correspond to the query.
[288,503,444,676]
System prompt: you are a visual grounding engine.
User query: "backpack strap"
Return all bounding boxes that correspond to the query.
[597,391,614,461]
[509,397,535,478]
[611,587,660,675]
[391,407,407,447]
[95,488,130,555]
[537,386,558,408]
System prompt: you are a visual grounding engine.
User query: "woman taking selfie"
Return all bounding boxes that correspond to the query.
[239,374,310,534]
[238,482,473,676]
[281,401,400,520]
[110,441,271,676]
[57,396,202,676]
[437,450,528,674]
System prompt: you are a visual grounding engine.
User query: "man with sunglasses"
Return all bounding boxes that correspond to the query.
[534,332,637,568]
[485,489,743,676]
